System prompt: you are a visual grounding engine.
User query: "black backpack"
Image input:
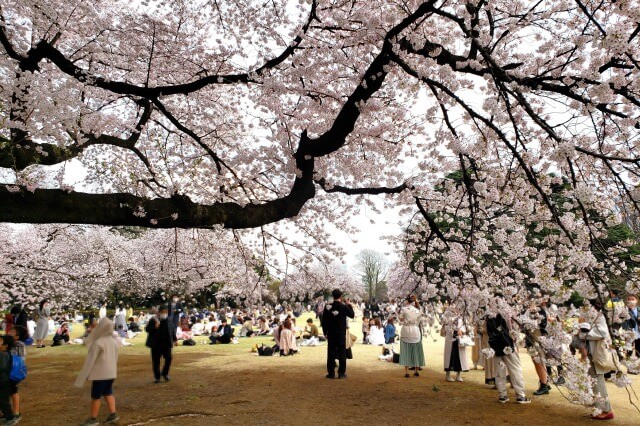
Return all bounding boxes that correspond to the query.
[486,315,514,357]
[258,344,275,356]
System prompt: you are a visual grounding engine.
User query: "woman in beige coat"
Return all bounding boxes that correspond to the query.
[75,318,120,426]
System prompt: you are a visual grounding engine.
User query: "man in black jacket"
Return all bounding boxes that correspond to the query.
[146,305,177,383]
[209,319,234,344]
[321,289,355,379]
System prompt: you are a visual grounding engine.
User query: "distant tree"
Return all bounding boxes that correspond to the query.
[355,250,389,302]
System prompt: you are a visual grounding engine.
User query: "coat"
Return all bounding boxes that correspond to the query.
[586,312,612,375]
[75,318,119,386]
[321,300,355,345]
[145,317,177,349]
[279,328,297,355]
[443,318,470,371]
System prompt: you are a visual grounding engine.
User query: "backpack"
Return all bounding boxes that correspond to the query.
[10,355,27,383]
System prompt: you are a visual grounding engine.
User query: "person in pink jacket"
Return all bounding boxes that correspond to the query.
[75,317,120,425]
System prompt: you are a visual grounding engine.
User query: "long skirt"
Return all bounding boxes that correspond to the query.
[445,339,465,372]
[33,318,49,340]
[399,340,425,367]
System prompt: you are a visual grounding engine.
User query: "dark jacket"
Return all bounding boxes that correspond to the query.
[145,317,177,349]
[321,300,355,345]
[169,302,183,325]
[217,324,233,337]
[0,352,10,382]
[486,314,515,357]
[623,307,638,332]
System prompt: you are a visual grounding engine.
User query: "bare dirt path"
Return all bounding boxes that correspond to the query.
[16,319,640,425]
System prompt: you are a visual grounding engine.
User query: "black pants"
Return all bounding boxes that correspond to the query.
[151,346,172,379]
[327,341,347,376]
[0,383,14,421]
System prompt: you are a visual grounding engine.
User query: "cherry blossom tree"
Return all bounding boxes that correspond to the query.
[278,261,362,301]
[0,224,268,309]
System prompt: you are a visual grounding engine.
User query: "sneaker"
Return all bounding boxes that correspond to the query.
[498,396,509,403]
[4,418,20,426]
[106,413,120,424]
[79,418,99,426]
[163,375,170,382]
[337,374,347,379]
[325,373,335,379]
[516,396,532,404]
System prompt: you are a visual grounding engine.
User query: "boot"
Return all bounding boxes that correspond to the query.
[533,381,550,395]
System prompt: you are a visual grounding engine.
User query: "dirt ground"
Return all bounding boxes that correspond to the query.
[16,316,640,425]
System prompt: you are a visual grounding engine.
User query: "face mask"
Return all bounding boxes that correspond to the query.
[159,314,168,320]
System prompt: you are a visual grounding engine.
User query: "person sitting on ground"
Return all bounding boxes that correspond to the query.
[238,317,255,337]
[51,322,71,346]
[191,319,206,336]
[256,317,270,336]
[176,324,192,341]
[209,318,233,344]
[127,317,140,333]
[279,319,298,356]
[367,318,386,346]
[302,318,319,340]
[384,317,397,344]
[179,317,191,332]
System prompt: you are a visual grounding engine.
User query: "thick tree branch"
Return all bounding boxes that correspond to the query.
[315,178,409,195]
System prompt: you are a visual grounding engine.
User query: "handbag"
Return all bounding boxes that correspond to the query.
[592,339,616,371]
[458,334,475,347]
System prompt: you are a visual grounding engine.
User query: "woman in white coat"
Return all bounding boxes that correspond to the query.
[581,301,614,421]
[75,317,120,425]
[443,316,469,382]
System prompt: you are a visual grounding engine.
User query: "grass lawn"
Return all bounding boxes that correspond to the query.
[14,313,640,425]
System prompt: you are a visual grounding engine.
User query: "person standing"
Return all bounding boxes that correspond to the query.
[384,317,397,344]
[623,294,639,362]
[398,295,425,378]
[169,296,183,330]
[581,300,614,420]
[486,313,531,404]
[321,289,354,379]
[145,306,177,383]
[114,303,127,332]
[74,317,120,426]
[33,299,51,348]
[443,316,469,382]
[98,302,107,320]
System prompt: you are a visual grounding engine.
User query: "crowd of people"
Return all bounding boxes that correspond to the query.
[366,293,640,421]
[0,290,638,424]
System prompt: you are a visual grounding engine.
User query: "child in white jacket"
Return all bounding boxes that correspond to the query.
[75,317,120,425]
